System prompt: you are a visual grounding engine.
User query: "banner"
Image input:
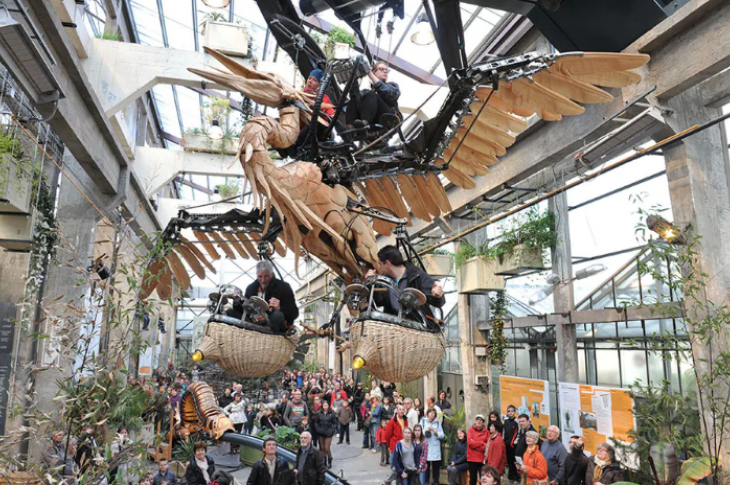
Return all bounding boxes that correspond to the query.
[558,382,635,455]
[499,375,551,438]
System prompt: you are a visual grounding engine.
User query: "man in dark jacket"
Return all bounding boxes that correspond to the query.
[247,439,295,485]
[295,432,326,485]
[219,388,234,409]
[244,260,298,334]
[351,383,366,431]
[564,436,591,485]
[514,414,541,458]
[367,245,445,327]
[503,405,519,481]
[346,61,401,129]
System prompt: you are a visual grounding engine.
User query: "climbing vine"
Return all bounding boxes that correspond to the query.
[488,290,508,368]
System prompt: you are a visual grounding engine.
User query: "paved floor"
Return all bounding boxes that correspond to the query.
[210,427,385,485]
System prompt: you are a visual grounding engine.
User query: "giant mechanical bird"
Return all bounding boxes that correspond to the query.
[140,0,649,381]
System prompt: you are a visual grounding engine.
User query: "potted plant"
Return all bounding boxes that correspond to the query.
[323,26,356,59]
[0,152,32,214]
[456,243,505,293]
[200,12,249,58]
[216,182,239,200]
[182,99,240,155]
[422,249,454,278]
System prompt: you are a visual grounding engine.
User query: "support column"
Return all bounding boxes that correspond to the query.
[662,86,730,460]
[457,292,492,424]
[548,193,579,383]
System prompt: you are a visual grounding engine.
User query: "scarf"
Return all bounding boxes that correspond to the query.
[195,457,210,484]
[593,457,609,483]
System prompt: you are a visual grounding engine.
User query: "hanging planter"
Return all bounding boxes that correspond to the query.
[422,252,454,278]
[203,20,249,58]
[182,133,238,155]
[0,210,35,251]
[457,256,505,294]
[0,153,32,213]
[493,243,545,275]
[216,183,239,200]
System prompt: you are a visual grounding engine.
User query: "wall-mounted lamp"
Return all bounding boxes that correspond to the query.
[529,263,607,305]
[647,215,686,244]
[411,13,435,46]
[207,119,224,139]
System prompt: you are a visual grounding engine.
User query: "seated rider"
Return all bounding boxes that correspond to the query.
[365,245,444,325]
[229,260,298,334]
[346,61,401,131]
[281,69,335,158]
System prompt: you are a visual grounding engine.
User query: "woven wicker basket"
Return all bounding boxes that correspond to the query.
[350,320,445,382]
[199,322,298,377]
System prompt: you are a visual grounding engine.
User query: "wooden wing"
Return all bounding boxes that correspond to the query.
[140,230,287,300]
[434,52,650,188]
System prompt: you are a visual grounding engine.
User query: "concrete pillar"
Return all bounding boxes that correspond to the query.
[548,193,579,383]
[661,86,730,459]
[457,292,492,425]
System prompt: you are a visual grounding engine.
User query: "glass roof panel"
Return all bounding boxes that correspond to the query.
[161,0,196,51]
[130,0,164,47]
[177,87,203,133]
[152,84,182,138]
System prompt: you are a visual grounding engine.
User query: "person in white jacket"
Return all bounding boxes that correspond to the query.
[224,394,248,453]
[420,408,445,485]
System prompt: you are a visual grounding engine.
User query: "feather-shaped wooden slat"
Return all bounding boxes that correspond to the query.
[175,245,206,279]
[379,176,412,225]
[273,237,287,257]
[166,252,191,290]
[571,70,642,88]
[209,231,237,259]
[444,145,499,167]
[236,232,259,259]
[397,175,432,222]
[181,236,217,273]
[157,261,173,300]
[454,127,507,156]
[193,230,222,260]
[464,118,516,147]
[511,78,585,116]
[534,70,614,104]
[469,100,530,133]
[360,181,395,236]
[425,173,452,213]
[555,52,650,75]
[441,162,477,189]
[228,237,250,259]
[412,175,443,217]
[140,259,166,299]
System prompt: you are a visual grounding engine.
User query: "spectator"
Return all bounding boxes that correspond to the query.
[42,430,65,482]
[294,432,326,485]
[170,387,182,415]
[384,404,408,485]
[404,398,419,430]
[153,459,179,485]
[219,388,234,409]
[247,438,294,485]
[588,443,626,485]
[370,396,383,453]
[329,383,348,411]
[310,396,323,447]
[284,390,310,428]
[352,383,366,431]
[361,393,372,449]
[424,396,442,422]
[111,427,133,484]
[564,436,591,485]
[223,394,248,453]
[185,442,216,485]
[244,406,257,435]
[380,381,397,402]
[541,426,567,485]
[480,466,501,485]
[75,425,99,475]
[503,405,519,481]
[377,419,389,466]
[296,416,312,436]
[437,391,451,411]
[276,394,290,418]
[412,425,428,485]
[517,431,548,485]
[381,397,394,422]
[488,412,502,428]
[447,429,468,485]
[420,408,445,485]
[392,428,422,485]
[370,379,383,401]
[314,401,337,469]
[466,415,489,485]
[261,408,280,432]
[336,401,354,445]
[514,414,541,458]
[413,398,424,421]
[484,422,506,476]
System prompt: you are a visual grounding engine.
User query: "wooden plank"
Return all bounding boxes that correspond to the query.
[555,52,650,75]
[511,78,585,116]
[533,70,614,104]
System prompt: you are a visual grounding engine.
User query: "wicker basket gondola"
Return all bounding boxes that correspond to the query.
[199,322,298,377]
[350,320,446,382]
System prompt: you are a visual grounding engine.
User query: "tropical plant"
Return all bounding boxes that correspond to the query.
[199,11,228,34]
[442,405,466,461]
[203,97,232,126]
[172,434,211,462]
[216,182,239,199]
[256,426,300,451]
[488,291,508,367]
[323,26,356,58]
[96,31,120,41]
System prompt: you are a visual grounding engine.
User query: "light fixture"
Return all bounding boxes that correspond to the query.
[207,119,224,139]
[529,264,608,305]
[201,0,231,8]
[352,355,365,370]
[0,6,63,105]
[411,13,435,46]
[646,215,686,244]
[192,350,204,361]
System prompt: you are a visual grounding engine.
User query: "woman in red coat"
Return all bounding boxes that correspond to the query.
[467,415,490,485]
[519,431,548,485]
[484,422,506,475]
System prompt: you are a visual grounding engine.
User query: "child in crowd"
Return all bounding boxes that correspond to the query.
[377,419,389,466]
[244,406,256,435]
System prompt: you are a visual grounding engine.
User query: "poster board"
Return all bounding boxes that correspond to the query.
[499,375,551,437]
[558,382,635,455]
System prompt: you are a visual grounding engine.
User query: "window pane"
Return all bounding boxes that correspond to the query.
[596,350,620,387]
[621,350,648,387]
